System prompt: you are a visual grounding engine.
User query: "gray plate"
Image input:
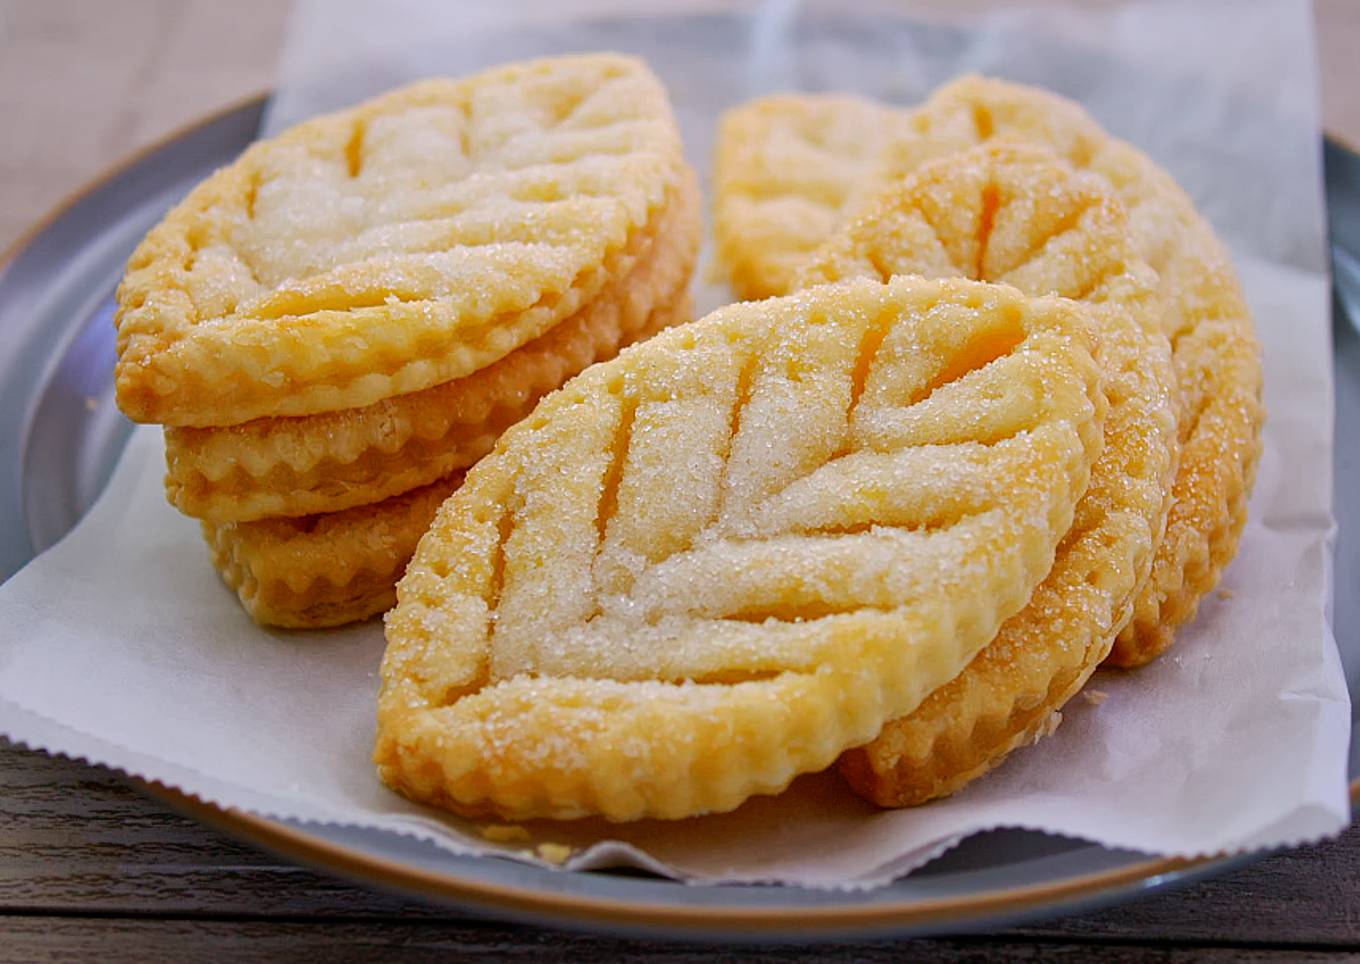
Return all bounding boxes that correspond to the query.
[0,97,1356,943]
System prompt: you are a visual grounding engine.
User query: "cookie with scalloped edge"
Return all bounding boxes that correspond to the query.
[204,472,462,629]
[116,54,686,427]
[801,143,1178,805]
[714,75,1263,666]
[376,275,1106,821]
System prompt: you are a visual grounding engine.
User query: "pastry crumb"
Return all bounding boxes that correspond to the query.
[1082,690,1108,706]
[1217,588,1235,601]
[1031,711,1063,744]
[479,824,531,843]
[536,842,573,864]
[83,396,99,411]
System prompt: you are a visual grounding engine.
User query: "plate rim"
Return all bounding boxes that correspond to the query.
[3,93,1355,941]
[139,780,1359,939]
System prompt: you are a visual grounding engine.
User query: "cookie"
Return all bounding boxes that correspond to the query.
[203,472,464,629]
[714,94,908,300]
[802,144,1178,805]
[715,75,1263,665]
[376,276,1106,821]
[164,170,701,522]
[115,54,686,427]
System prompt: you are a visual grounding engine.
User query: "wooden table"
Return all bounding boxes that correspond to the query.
[1,2,1356,959]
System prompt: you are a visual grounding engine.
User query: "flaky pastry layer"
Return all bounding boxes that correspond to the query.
[377,276,1106,822]
[802,144,1178,805]
[164,171,701,522]
[715,75,1264,666]
[203,472,463,629]
[117,54,686,426]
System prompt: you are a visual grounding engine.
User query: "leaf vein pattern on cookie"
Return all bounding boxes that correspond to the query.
[717,79,1263,665]
[116,54,686,426]
[796,144,1180,807]
[377,275,1105,821]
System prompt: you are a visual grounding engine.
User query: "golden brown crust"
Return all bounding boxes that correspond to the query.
[803,144,1178,805]
[376,276,1106,822]
[715,94,907,300]
[116,55,686,427]
[163,171,701,522]
[1107,305,1261,666]
[714,75,1264,665]
[203,472,463,629]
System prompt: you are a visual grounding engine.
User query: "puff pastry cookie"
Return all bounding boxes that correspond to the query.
[715,75,1263,666]
[114,56,700,629]
[117,54,686,427]
[376,276,1106,821]
[801,144,1179,805]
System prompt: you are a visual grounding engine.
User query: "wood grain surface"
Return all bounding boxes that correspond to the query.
[0,1,1357,960]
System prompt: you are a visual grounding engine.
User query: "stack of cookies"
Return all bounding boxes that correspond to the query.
[376,74,1261,822]
[113,55,699,628]
[115,60,1265,824]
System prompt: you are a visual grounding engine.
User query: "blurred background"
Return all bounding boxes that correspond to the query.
[0,0,1356,254]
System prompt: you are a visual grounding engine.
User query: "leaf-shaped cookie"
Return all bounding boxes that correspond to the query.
[800,143,1179,806]
[714,75,1263,667]
[377,276,1106,821]
[116,54,685,427]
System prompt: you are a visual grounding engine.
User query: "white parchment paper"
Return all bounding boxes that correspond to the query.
[0,0,1349,888]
